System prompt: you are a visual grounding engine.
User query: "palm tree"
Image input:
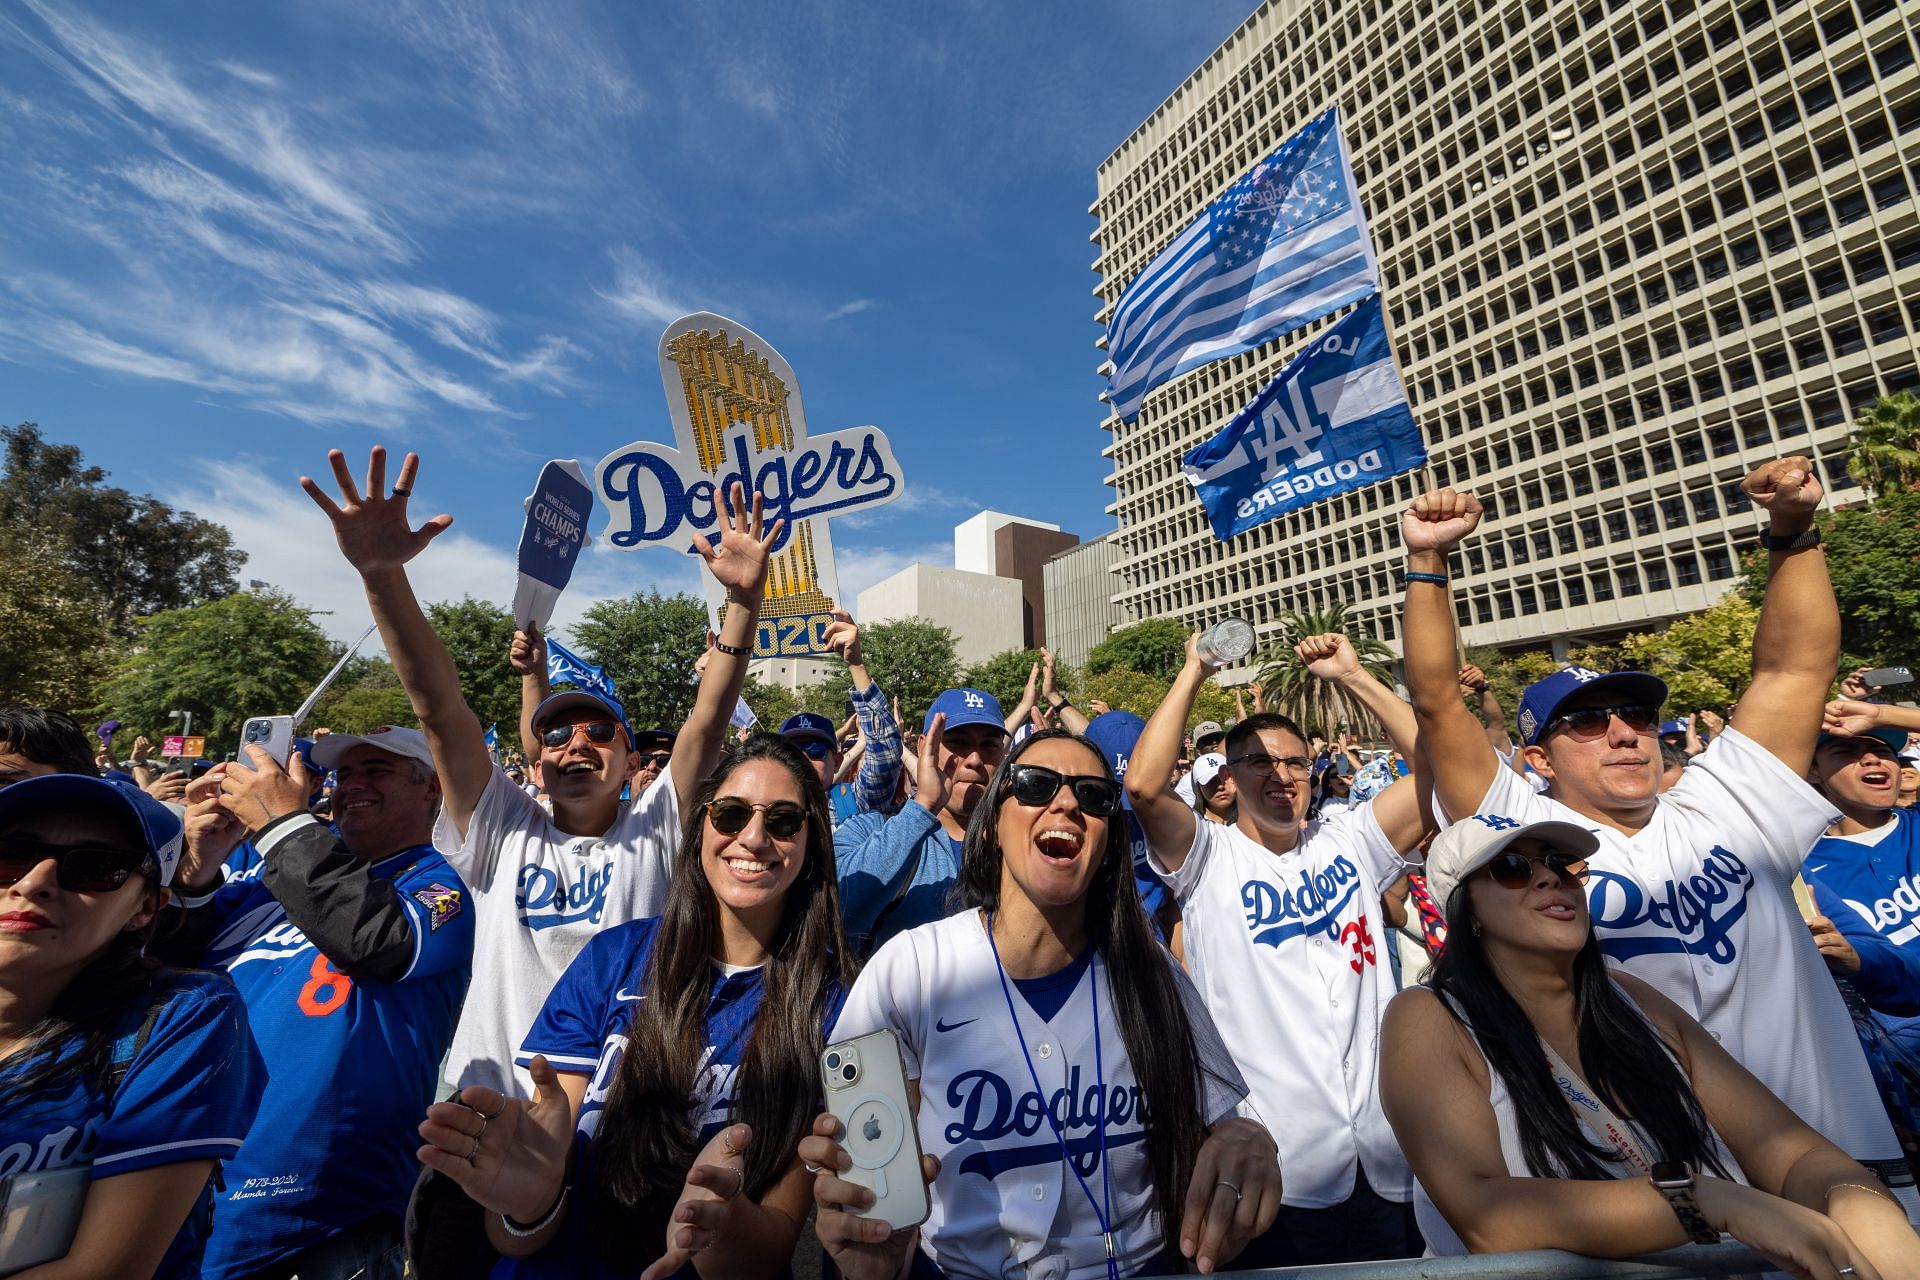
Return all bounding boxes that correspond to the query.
[1848,390,1920,498]
[1251,602,1397,739]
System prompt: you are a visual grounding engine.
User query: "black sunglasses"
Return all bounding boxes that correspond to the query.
[1003,763,1121,818]
[635,752,671,769]
[1482,850,1590,890]
[792,737,836,762]
[0,839,157,893]
[539,721,621,749]
[705,798,807,839]
[1542,704,1660,741]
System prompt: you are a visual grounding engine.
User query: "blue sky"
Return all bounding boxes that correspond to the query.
[0,0,1255,640]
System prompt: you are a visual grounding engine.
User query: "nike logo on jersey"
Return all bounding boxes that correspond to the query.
[615,989,646,1003]
[1587,846,1754,964]
[1240,855,1362,948]
[934,1016,978,1033]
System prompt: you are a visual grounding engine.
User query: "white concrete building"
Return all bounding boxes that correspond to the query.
[856,564,1026,667]
[953,511,1062,576]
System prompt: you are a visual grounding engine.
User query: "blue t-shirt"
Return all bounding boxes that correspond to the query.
[1804,808,1920,1058]
[196,844,474,1280]
[0,968,265,1280]
[506,918,842,1278]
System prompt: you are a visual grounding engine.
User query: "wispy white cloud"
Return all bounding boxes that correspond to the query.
[596,246,693,328]
[822,298,879,322]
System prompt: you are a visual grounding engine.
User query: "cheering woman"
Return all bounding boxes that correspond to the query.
[417,736,851,1278]
[805,728,1281,1279]
[0,774,263,1279]
[1381,813,1920,1278]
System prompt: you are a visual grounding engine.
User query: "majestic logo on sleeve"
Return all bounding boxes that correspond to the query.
[517,856,614,931]
[943,1068,1146,1179]
[1240,855,1360,947]
[1586,846,1754,963]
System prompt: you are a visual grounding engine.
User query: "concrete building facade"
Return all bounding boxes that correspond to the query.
[855,564,1026,668]
[1043,533,1137,672]
[1092,0,1920,655]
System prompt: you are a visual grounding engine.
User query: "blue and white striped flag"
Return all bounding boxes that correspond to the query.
[1181,293,1424,539]
[1104,104,1379,423]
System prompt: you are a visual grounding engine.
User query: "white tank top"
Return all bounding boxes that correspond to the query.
[1414,986,1744,1256]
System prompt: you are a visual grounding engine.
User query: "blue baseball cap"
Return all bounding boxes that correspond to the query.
[1658,720,1688,737]
[531,690,634,748]
[779,713,838,746]
[1515,667,1668,746]
[1816,726,1907,755]
[924,688,1005,735]
[0,773,185,888]
[1082,710,1146,810]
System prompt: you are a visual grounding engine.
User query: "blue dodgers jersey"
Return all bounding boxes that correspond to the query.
[196,846,474,1280]
[1805,808,1920,1056]
[0,969,265,1280]
[503,918,843,1279]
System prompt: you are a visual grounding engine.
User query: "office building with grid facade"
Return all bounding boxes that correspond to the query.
[1092,0,1920,656]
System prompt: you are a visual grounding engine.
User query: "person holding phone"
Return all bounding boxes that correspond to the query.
[0,773,264,1280]
[1383,814,1920,1276]
[414,735,851,1279]
[805,729,1280,1279]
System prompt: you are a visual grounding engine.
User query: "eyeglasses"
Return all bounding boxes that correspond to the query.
[1541,704,1660,741]
[1003,764,1121,818]
[705,798,807,839]
[539,721,621,749]
[1482,849,1590,890]
[0,839,156,893]
[635,752,671,769]
[1226,752,1313,776]
[791,738,836,762]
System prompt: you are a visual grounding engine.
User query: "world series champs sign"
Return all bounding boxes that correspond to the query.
[594,313,906,659]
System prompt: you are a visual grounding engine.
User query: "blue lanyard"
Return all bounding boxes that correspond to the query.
[987,912,1121,1280]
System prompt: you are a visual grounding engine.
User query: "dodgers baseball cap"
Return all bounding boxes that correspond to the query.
[924,688,1005,735]
[1191,721,1227,749]
[1425,813,1601,918]
[1515,667,1668,746]
[779,713,837,745]
[1082,710,1146,810]
[1815,726,1907,755]
[1658,720,1688,737]
[311,725,437,772]
[531,690,635,747]
[1191,752,1228,789]
[0,773,186,888]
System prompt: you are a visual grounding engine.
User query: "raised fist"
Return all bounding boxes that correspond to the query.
[1741,455,1823,524]
[1402,488,1483,555]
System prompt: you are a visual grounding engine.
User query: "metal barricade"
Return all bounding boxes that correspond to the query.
[1212,1242,1773,1279]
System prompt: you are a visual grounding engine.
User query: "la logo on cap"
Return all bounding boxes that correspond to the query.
[963,691,984,708]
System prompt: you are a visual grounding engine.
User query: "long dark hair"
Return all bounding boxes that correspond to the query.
[952,729,1220,1234]
[1427,885,1729,1180]
[591,734,852,1262]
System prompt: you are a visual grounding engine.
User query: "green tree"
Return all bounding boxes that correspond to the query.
[0,529,116,713]
[807,617,961,728]
[94,590,334,750]
[961,648,1082,715]
[309,657,419,733]
[424,598,519,738]
[1,423,243,632]
[1741,487,1920,669]
[1086,618,1190,681]
[1847,390,1920,497]
[740,677,804,733]
[1615,594,1758,713]
[568,590,710,731]
[1251,603,1397,737]
[1083,668,1235,735]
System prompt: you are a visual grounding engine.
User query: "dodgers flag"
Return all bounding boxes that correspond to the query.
[546,637,624,715]
[1105,104,1379,423]
[1181,293,1425,540]
[514,460,593,632]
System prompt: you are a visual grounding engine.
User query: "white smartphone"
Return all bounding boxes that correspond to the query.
[234,716,294,771]
[0,1165,90,1275]
[822,1029,930,1232]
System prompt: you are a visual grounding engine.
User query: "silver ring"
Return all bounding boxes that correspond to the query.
[1217,1178,1242,1203]
[803,1160,826,1174]
[726,1166,745,1199]
[1839,1269,1858,1277]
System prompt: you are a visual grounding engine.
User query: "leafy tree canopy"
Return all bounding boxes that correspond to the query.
[1082,668,1235,736]
[425,597,519,739]
[0,528,116,714]
[1252,603,1397,738]
[961,648,1081,717]
[309,656,419,734]
[1740,486,1920,671]
[1847,389,1920,497]
[567,589,710,732]
[1086,617,1190,681]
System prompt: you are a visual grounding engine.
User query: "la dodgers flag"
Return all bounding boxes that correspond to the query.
[1104,103,1379,423]
[1181,293,1425,540]
[546,637,623,712]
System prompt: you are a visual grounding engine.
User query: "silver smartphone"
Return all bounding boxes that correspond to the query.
[822,1029,930,1232]
[233,715,294,771]
[0,1165,90,1275]
[1864,666,1914,689]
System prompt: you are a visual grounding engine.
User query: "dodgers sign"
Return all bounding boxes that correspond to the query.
[595,313,906,659]
[513,459,594,631]
[1180,292,1426,540]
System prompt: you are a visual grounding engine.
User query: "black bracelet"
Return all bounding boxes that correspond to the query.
[1403,570,1450,587]
[1761,525,1821,552]
[713,639,748,657]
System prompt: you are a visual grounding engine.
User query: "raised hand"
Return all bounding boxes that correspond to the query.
[1246,680,1266,713]
[1402,488,1483,554]
[1457,664,1488,694]
[417,1055,575,1222]
[1088,699,1111,717]
[914,713,950,814]
[1698,708,1726,736]
[641,1124,753,1280]
[1186,629,1220,676]
[1742,454,1823,524]
[1841,667,1880,701]
[1295,632,1361,683]
[130,735,153,766]
[302,447,453,576]
[216,748,313,834]
[803,1113,939,1280]
[823,611,864,667]
[509,625,547,678]
[175,773,247,892]
[1041,647,1059,700]
[1824,698,1888,738]
[143,770,188,805]
[693,483,783,600]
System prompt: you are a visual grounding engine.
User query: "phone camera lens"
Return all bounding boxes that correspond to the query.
[825,1053,841,1071]
[841,1063,857,1082]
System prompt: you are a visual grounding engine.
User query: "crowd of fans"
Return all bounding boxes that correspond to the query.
[5,446,1920,1280]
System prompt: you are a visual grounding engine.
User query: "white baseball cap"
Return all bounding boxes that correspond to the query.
[1190,752,1228,789]
[310,726,436,773]
[1424,814,1599,918]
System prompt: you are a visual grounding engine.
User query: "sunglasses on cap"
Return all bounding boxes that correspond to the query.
[704,797,807,839]
[538,721,621,749]
[1481,849,1590,890]
[0,838,157,893]
[1541,704,1660,741]
[791,737,836,762]
[1003,764,1121,818]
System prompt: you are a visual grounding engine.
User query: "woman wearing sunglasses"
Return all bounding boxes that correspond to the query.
[415,735,850,1279]
[1381,814,1920,1279]
[0,773,264,1279]
[805,729,1280,1280]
